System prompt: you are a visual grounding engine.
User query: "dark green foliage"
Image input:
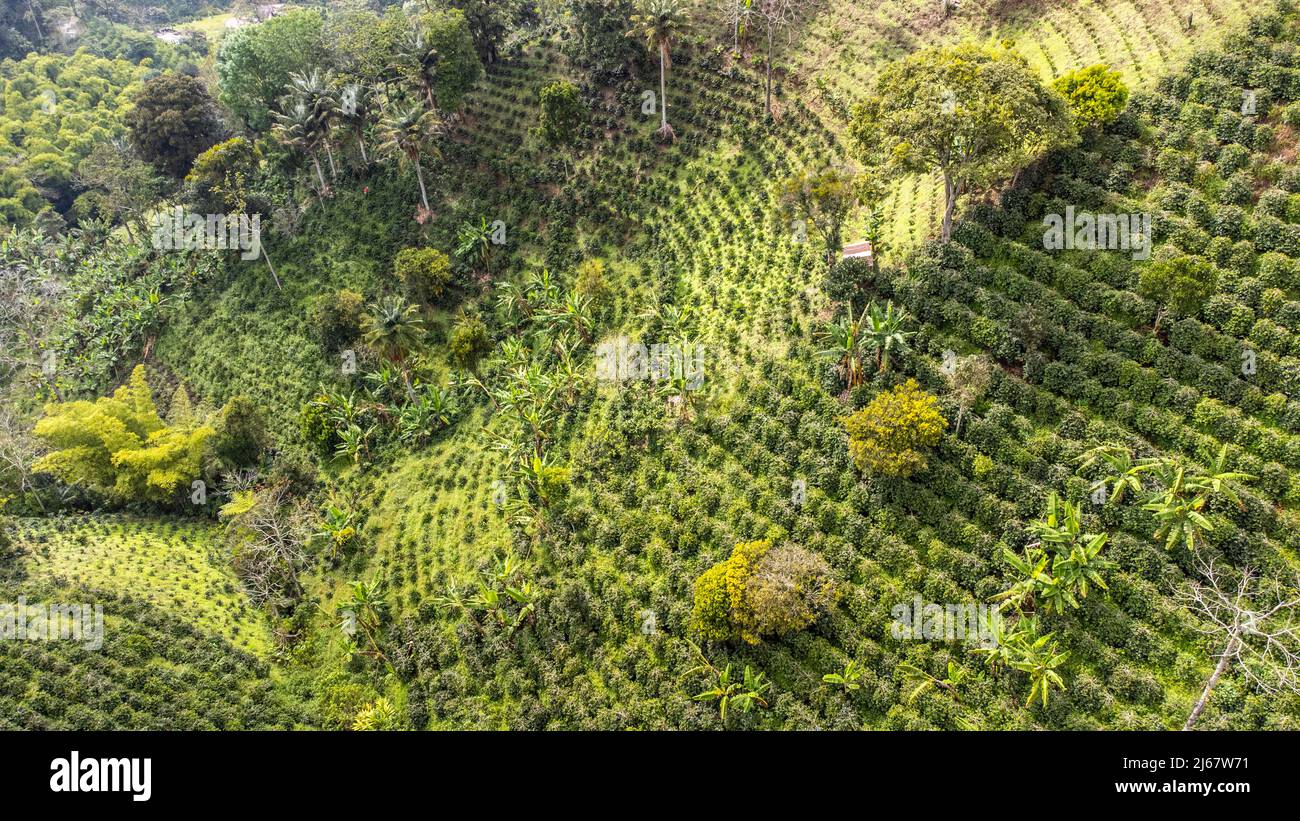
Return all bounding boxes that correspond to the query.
[825,257,873,306]
[565,0,641,83]
[314,289,368,352]
[0,580,307,730]
[206,396,271,474]
[536,80,585,148]
[393,247,454,304]
[126,72,224,179]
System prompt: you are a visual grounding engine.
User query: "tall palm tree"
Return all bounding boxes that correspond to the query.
[399,23,440,113]
[287,69,340,178]
[628,0,688,142]
[376,103,442,215]
[272,100,328,192]
[338,81,372,165]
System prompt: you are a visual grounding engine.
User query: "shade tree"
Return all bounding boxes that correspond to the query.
[840,379,947,477]
[849,43,1073,241]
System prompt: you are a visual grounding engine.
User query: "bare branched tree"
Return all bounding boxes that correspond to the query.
[718,0,753,52]
[752,0,795,117]
[1179,554,1300,730]
[224,480,316,617]
[0,405,45,512]
[0,233,65,399]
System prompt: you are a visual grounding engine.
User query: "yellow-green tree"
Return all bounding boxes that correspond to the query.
[33,365,212,503]
[1052,64,1129,130]
[841,379,947,477]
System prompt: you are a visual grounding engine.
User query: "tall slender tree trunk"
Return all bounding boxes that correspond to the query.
[325,142,338,179]
[414,161,430,212]
[659,42,669,134]
[262,246,283,291]
[941,171,960,242]
[765,26,774,116]
[311,154,327,192]
[357,136,368,165]
[654,42,676,142]
[27,0,44,42]
[1184,633,1238,730]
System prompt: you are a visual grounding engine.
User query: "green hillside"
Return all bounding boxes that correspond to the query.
[0,0,1297,732]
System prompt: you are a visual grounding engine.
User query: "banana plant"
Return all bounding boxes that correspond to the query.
[1027,492,1116,605]
[686,641,771,723]
[336,422,374,464]
[822,659,863,692]
[455,216,495,272]
[540,292,595,343]
[861,300,915,373]
[993,545,1049,613]
[1010,630,1069,708]
[816,301,867,388]
[897,660,978,704]
[338,578,391,669]
[505,580,536,629]
[469,579,505,624]
[1076,443,1146,504]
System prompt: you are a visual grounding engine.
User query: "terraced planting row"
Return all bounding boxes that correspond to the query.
[13,515,272,655]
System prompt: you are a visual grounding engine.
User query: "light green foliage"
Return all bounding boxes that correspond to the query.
[995,493,1117,616]
[216,8,326,131]
[32,365,212,503]
[1138,255,1219,332]
[326,6,412,84]
[574,258,614,320]
[365,295,427,365]
[314,288,367,352]
[448,312,492,372]
[352,696,405,730]
[14,515,273,655]
[689,560,732,642]
[184,136,258,214]
[849,42,1073,239]
[778,165,859,264]
[393,247,454,303]
[0,51,147,226]
[1052,64,1129,128]
[686,641,771,722]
